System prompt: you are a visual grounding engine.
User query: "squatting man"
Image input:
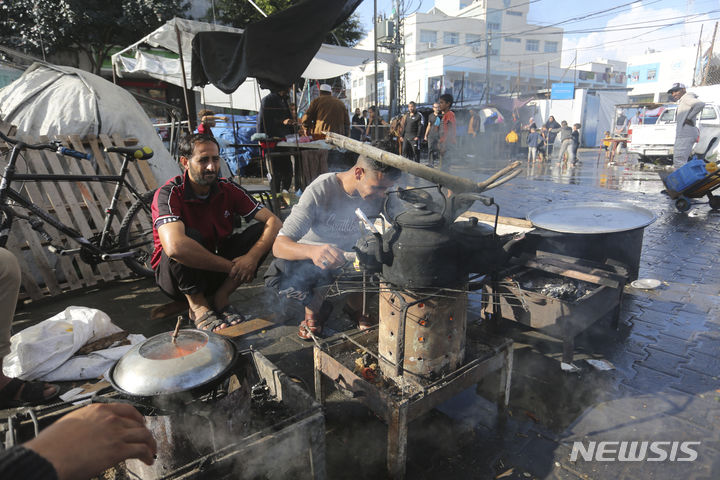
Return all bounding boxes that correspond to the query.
[265,151,401,340]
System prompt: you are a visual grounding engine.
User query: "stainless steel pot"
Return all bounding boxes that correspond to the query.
[109,329,238,398]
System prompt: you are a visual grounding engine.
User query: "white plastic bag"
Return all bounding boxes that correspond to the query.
[2,306,140,381]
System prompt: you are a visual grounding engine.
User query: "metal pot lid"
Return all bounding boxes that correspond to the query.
[526,202,656,234]
[395,203,444,228]
[111,329,236,397]
[450,217,495,237]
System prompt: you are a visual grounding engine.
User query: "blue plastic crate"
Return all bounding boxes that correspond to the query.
[666,159,710,192]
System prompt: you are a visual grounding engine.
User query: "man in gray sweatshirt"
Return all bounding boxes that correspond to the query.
[669,83,705,165]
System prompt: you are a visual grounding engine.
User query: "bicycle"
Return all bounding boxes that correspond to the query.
[0,130,156,277]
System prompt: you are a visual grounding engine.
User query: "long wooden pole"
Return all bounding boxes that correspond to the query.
[324,132,522,193]
[692,25,704,86]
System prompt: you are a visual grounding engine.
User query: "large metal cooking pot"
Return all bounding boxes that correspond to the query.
[109,329,238,399]
[526,202,656,280]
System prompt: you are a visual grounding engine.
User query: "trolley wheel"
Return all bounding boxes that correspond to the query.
[709,195,720,210]
[675,197,691,212]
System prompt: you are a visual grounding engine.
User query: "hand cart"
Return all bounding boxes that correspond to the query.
[661,137,720,212]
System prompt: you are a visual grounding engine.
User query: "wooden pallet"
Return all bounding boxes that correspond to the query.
[1,124,160,301]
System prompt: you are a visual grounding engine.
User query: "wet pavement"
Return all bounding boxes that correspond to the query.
[8,148,720,479]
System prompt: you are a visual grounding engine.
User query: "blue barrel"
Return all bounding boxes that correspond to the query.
[666,159,710,192]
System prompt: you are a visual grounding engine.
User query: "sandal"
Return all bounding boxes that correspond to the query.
[298,301,333,341]
[218,304,247,326]
[343,304,377,331]
[0,378,60,409]
[192,309,229,332]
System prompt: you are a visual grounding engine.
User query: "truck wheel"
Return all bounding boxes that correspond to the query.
[675,197,691,212]
[709,196,720,210]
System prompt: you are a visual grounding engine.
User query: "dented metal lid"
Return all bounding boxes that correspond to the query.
[111,329,236,397]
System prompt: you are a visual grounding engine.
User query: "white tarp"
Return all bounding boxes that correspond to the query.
[0,63,181,182]
[112,17,393,111]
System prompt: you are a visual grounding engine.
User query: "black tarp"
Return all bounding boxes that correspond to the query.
[191,0,361,93]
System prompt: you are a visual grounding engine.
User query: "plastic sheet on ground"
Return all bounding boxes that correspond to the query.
[2,306,145,382]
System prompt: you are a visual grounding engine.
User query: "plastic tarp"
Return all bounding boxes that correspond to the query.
[2,306,145,382]
[0,63,181,182]
[112,17,393,111]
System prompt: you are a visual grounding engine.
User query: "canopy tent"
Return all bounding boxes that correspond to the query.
[112,17,393,112]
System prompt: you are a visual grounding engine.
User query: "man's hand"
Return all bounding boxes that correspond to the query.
[229,254,260,283]
[311,244,345,270]
[25,403,156,480]
[413,136,419,141]
[282,118,295,125]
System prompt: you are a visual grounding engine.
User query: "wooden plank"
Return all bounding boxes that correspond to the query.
[12,213,62,296]
[511,257,620,288]
[98,134,148,195]
[535,250,629,279]
[5,236,44,300]
[35,139,105,285]
[216,318,274,338]
[109,134,156,192]
[457,210,534,229]
[84,134,135,212]
[45,135,115,281]
[19,147,85,290]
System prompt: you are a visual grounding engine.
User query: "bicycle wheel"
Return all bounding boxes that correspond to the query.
[0,207,12,248]
[118,190,156,277]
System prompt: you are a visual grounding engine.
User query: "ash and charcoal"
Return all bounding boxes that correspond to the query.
[521,275,594,301]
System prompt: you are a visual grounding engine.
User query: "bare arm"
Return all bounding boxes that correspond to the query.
[228,208,282,282]
[158,221,232,273]
[272,235,345,270]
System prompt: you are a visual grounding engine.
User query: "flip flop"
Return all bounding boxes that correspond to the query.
[217,304,247,326]
[298,301,333,341]
[0,378,60,409]
[192,310,229,332]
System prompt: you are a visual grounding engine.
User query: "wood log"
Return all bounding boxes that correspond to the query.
[324,132,522,194]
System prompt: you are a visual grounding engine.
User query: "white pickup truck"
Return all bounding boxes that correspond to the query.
[627,103,720,163]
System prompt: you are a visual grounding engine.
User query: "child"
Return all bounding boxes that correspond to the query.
[505,129,519,159]
[538,126,549,161]
[527,127,540,162]
[602,130,612,158]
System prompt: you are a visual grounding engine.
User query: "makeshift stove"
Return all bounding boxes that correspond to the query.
[483,251,629,365]
[2,347,326,480]
[314,198,514,479]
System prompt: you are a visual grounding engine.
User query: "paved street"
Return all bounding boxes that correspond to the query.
[10,147,720,479]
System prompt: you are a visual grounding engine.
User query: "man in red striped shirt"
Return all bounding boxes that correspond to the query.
[151,134,282,332]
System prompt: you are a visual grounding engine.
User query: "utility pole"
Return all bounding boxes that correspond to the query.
[702,22,718,86]
[395,0,405,114]
[692,24,704,86]
[373,0,378,109]
[485,33,492,103]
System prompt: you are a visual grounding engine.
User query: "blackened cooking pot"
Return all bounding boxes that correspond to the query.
[525,202,656,280]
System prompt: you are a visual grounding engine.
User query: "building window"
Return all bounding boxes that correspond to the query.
[487,22,500,31]
[504,37,521,43]
[420,30,437,43]
[465,33,482,45]
[647,69,656,80]
[505,11,522,16]
[544,41,558,53]
[526,39,539,52]
[444,32,459,45]
[490,48,499,56]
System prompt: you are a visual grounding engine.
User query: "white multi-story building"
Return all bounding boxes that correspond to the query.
[351,0,563,110]
[626,47,699,103]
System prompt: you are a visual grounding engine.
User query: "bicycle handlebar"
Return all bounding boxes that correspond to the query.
[105,146,154,160]
[0,130,93,160]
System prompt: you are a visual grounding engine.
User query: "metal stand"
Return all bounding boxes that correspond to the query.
[313,328,513,479]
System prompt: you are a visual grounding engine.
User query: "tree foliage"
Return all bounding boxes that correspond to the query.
[211,0,365,47]
[0,0,188,75]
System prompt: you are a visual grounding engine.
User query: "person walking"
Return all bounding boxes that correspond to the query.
[424,102,441,167]
[526,126,541,162]
[400,101,425,162]
[668,83,705,165]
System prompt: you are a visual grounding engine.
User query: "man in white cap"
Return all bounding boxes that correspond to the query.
[301,84,349,137]
[668,82,705,165]
[302,84,351,171]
